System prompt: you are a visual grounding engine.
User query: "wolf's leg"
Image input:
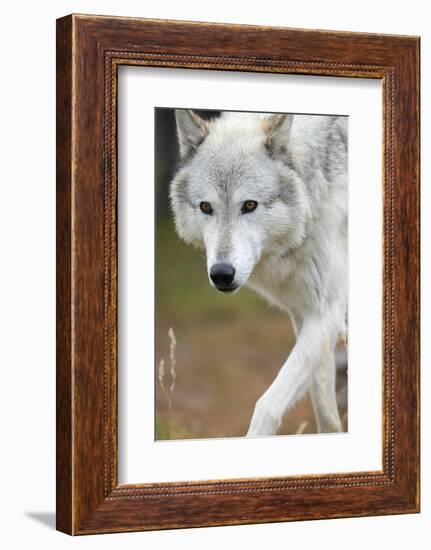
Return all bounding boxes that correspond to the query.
[246,315,330,437]
[246,347,308,437]
[309,340,342,433]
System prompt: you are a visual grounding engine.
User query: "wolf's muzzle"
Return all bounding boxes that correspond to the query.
[209,263,237,292]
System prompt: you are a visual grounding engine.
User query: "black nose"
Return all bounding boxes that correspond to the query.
[210,263,236,287]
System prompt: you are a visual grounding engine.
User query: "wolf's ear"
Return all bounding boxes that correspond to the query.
[262,114,294,154]
[175,110,209,158]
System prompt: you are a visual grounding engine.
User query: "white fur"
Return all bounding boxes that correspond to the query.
[170,110,348,436]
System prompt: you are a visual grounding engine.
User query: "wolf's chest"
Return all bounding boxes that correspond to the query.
[247,252,314,312]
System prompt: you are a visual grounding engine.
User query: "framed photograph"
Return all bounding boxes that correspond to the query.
[56,14,420,534]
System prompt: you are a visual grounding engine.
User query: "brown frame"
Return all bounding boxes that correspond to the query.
[56,14,420,535]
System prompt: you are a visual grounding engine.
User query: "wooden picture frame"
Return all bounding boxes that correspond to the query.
[56,14,420,535]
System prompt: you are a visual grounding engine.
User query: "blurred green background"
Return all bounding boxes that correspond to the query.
[154,108,347,440]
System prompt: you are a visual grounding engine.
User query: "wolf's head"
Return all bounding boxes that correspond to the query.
[169,110,310,293]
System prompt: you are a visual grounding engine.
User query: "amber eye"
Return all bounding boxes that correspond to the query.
[199,201,213,215]
[241,200,258,214]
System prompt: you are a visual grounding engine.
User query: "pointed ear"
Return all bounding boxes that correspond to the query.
[175,110,209,158]
[262,114,294,154]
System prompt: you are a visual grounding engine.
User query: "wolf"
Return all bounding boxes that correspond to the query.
[169,108,347,436]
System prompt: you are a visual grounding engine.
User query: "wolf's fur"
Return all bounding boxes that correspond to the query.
[170,109,348,436]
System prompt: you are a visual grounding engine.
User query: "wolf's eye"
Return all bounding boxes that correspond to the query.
[200,201,213,215]
[241,200,258,214]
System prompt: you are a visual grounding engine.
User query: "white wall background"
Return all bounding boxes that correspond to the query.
[0,1,427,548]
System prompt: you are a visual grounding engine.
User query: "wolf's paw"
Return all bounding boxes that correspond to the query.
[246,397,280,437]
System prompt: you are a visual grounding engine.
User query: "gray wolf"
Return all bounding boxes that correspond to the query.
[169,109,348,436]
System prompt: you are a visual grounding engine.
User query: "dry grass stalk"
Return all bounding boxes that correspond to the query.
[158,327,177,411]
[296,420,309,434]
[157,357,172,411]
[168,327,177,396]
